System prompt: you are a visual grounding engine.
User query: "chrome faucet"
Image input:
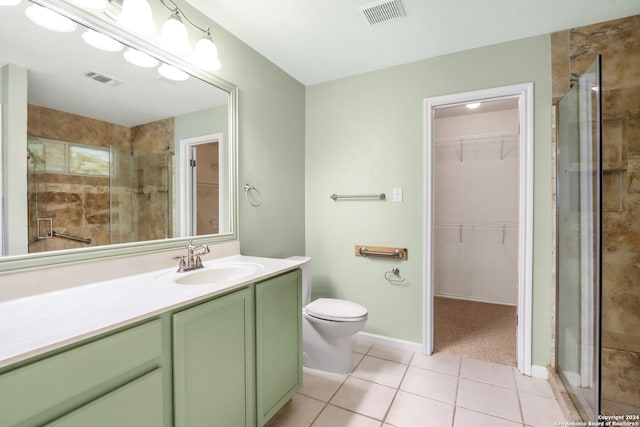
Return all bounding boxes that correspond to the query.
[174,240,210,272]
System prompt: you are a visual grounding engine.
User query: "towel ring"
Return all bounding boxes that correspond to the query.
[243,184,262,207]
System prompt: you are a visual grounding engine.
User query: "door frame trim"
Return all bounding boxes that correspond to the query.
[422,82,534,375]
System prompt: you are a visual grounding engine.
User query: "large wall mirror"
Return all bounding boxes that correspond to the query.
[0,0,237,273]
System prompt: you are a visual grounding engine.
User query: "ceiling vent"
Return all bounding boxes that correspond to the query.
[359,0,406,26]
[84,71,122,87]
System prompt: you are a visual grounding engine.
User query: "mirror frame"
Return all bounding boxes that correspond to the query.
[0,0,238,274]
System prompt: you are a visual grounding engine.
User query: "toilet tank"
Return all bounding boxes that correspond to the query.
[286,256,311,305]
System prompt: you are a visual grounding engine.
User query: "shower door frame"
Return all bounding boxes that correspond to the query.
[423,83,535,375]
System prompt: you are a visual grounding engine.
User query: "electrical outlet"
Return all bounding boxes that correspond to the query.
[392,187,403,202]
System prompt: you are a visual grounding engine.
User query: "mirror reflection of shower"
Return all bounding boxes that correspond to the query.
[26,134,173,253]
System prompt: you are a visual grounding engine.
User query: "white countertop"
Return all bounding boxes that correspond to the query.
[0,255,304,369]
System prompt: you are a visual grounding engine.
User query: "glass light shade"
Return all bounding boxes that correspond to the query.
[158,64,189,81]
[123,48,159,68]
[118,0,154,34]
[193,35,221,71]
[82,30,123,52]
[0,0,21,6]
[26,4,77,32]
[68,0,107,11]
[161,13,191,53]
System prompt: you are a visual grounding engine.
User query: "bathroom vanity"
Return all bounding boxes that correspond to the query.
[0,256,303,427]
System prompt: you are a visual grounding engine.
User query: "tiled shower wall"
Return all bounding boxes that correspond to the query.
[552,15,640,414]
[27,105,173,252]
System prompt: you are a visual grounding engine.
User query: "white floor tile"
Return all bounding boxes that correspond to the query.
[519,391,565,427]
[513,368,554,398]
[353,352,365,368]
[400,366,458,404]
[368,345,413,364]
[460,357,516,389]
[410,351,461,376]
[453,407,522,427]
[300,367,348,402]
[457,378,521,422]
[351,356,408,388]
[353,341,373,354]
[311,405,382,427]
[267,394,325,427]
[330,376,396,420]
[386,390,454,427]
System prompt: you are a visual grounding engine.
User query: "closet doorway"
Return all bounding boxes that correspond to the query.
[423,84,534,375]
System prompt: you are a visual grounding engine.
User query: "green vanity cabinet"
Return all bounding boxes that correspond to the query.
[255,270,302,426]
[0,319,167,427]
[172,286,256,427]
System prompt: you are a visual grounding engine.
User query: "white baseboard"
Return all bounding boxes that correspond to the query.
[354,332,423,354]
[531,365,549,379]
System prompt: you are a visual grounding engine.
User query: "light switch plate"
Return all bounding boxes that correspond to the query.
[392,187,403,202]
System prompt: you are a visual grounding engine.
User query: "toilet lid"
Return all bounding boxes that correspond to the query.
[305,298,368,321]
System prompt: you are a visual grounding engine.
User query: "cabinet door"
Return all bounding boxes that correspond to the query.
[45,369,164,427]
[173,287,255,427]
[256,270,302,426]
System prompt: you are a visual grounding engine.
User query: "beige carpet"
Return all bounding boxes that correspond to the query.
[434,296,517,366]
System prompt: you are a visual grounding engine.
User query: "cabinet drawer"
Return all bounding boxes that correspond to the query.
[0,319,162,426]
[45,369,165,427]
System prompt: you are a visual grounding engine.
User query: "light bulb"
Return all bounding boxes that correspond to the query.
[118,0,155,34]
[158,64,189,81]
[161,12,191,53]
[26,4,77,32]
[0,0,21,6]
[82,30,123,52]
[123,48,159,68]
[193,34,221,71]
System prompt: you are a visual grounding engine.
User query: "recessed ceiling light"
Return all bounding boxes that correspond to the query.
[82,30,123,52]
[26,4,77,32]
[466,102,481,109]
[0,0,21,6]
[123,48,159,68]
[158,64,189,81]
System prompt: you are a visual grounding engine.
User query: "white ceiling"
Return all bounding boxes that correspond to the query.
[186,0,640,85]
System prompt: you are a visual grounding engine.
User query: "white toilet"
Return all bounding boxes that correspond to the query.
[288,256,368,374]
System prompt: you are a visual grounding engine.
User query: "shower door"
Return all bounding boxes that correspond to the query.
[556,57,602,420]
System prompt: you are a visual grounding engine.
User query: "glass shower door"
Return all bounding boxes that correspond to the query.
[556,57,602,420]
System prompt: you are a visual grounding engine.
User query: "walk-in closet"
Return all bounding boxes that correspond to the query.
[433,98,520,365]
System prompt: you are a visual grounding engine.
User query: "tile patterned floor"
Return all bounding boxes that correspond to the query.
[267,342,566,427]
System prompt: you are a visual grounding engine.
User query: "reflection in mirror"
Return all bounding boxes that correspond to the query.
[0,0,235,261]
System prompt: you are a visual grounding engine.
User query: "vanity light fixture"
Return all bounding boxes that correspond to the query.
[158,63,189,81]
[0,0,21,6]
[466,102,481,109]
[160,0,221,70]
[118,0,155,34]
[123,47,159,67]
[160,11,191,53]
[25,4,77,32]
[82,29,123,52]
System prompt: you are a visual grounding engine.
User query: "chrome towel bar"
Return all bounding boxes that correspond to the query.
[330,193,386,201]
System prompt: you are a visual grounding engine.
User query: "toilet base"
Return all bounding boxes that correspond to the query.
[302,316,355,374]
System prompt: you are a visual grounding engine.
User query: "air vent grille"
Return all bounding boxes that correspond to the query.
[84,71,121,87]
[359,0,406,26]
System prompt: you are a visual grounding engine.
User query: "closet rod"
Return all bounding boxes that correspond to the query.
[434,131,519,145]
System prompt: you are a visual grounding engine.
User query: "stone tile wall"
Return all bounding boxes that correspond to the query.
[552,14,640,414]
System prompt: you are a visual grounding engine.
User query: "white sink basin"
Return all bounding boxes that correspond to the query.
[172,262,262,285]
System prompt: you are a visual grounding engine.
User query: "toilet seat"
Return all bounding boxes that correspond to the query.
[305,298,368,322]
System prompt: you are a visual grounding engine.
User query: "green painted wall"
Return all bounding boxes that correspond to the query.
[305,35,553,367]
